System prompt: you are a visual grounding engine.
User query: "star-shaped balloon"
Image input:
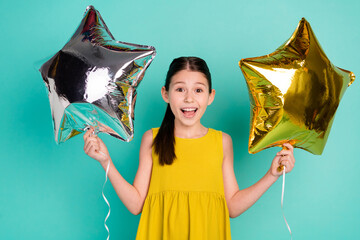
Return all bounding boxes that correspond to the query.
[40,5,156,143]
[239,18,355,155]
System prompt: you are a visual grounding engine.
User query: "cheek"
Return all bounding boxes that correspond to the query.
[200,96,211,105]
[169,105,177,115]
[168,96,181,112]
[169,94,180,105]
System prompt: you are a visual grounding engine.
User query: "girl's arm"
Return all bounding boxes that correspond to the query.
[222,133,295,218]
[84,128,153,215]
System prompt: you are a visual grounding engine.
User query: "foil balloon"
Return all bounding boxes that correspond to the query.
[239,18,355,155]
[40,5,156,143]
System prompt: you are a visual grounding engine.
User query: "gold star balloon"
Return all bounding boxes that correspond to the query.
[239,18,355,155]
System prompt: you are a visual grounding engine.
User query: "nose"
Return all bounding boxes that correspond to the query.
[184,91,194,103]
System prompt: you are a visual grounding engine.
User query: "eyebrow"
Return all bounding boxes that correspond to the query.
[172,81,207,86]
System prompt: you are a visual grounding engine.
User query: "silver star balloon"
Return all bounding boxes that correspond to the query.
[40,5,156,143]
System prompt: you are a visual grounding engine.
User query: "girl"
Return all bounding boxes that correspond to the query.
[83,56,295,240]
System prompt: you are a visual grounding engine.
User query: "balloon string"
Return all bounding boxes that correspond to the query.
[88,127,110,240]
[100,151,111,240]
[281,166,292,239]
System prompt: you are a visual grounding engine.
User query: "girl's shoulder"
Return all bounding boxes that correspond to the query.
[141,129,154,144]
[142,128,160,142]
[150,127,159,137]
[208,128,232,148]
[209,128,231,139]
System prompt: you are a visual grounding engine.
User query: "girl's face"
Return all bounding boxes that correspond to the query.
[162,70,215,128]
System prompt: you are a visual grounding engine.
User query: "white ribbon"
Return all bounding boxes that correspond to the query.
[88,126,111,240]
[100,151,111,240]
[281,166,292,239]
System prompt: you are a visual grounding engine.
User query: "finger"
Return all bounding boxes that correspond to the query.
[279,155,290,164]
[280,157,294,171]
[289,154,295,165]
[279,159,289,166]
[277,150,292,156]
[279,160,292,171]
[273,155,281,164]
[85,144,96,156]
[276,158,285,172]
[83,126,95,139]
[86,144,100,156]
[283,143,294,152]
[96,136,104,146]
[84,138,98,152]
[278,153,290,161]
[283,151,295,165]
[84,134,97,145]
[279,160,289,172]
[83,130,91,140]
[282,161,290,173]
[85,140,99,155]
[84,142,94,154]
[84,143,91,155]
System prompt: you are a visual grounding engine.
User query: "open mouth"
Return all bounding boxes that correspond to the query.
[181,107,198,118]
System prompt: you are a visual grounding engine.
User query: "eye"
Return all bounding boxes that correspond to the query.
[176,88,184,92]
[195,88,203,93]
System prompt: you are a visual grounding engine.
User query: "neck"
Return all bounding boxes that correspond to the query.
[174,120,208,139]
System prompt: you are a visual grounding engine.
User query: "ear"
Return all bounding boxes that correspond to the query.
[161,86,169,103]
[207,89,216,106]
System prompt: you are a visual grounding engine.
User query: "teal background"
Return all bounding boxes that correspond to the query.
[1,0,359,239]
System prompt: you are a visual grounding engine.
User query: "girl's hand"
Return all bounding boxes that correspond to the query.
[83,127,111,166]
[269,143,295,177]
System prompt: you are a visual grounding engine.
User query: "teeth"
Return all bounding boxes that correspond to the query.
[182,108,197,112]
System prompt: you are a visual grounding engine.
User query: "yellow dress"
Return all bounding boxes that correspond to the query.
[135,128,232,240]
